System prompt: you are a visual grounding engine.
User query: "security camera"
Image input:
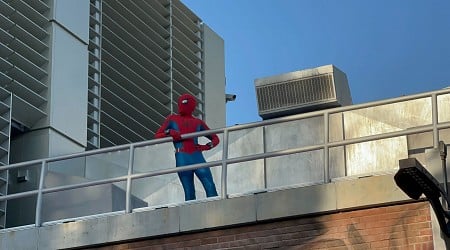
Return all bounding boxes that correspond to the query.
[225,94,236,102]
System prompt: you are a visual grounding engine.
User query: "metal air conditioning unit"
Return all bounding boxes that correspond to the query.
[255,64,352,120]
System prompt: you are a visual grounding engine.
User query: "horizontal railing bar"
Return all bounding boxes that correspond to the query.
[3,120,448,202]
[0,88,449,231]
[2,88,449,171]
[222,88,450,133]
[0,190,39,201]
[328,122,450,148]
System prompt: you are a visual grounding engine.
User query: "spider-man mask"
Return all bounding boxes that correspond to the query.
[178,93,196,116]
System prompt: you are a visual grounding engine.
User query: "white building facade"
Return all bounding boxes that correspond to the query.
[0,0,226,164]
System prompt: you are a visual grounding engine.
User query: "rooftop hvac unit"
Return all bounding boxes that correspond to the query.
[255,64,352,120]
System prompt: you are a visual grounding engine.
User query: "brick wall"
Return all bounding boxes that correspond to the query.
[85,201,433,250]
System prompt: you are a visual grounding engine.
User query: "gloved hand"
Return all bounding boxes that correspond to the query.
[166,129,182,141]
[196,143,212,151]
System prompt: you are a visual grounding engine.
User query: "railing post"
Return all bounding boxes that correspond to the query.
[125,144,135,213]
[432,93,439,148]
[263,126,267,189]
[35,160,47,227]
[221,129,229,199]
[324,112,330,183]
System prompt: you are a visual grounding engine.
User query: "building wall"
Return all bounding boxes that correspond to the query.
[2,0,226,159]
[91,0,226,148]
[80,202,434,249]
[203,24,226,129]
[8,0,90,162]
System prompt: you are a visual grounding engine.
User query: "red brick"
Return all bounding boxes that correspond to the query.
[82,202,433,250]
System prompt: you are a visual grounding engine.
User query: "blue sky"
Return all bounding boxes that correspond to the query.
[182,0,450,126]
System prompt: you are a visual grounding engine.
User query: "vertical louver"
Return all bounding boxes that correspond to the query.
[87,0,102,150]
[0,87,11,229]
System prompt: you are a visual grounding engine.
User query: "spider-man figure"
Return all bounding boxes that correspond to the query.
[155,93,219,201]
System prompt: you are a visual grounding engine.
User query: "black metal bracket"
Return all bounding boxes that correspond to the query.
[395,158,450,237]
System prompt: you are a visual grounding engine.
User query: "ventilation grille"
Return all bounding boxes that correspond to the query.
[255,65,352,120]
[256,74,335,113]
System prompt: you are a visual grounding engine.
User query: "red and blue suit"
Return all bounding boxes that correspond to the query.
[155,94,219,201]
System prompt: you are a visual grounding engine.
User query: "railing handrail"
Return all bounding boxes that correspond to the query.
[0,87,449,229]
[2,87,449,171]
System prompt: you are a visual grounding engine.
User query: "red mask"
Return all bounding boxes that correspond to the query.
[178,93,196,116]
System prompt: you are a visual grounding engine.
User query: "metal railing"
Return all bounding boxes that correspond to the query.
[1,88,450,231]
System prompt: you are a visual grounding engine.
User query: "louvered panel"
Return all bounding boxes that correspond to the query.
[172,25,201,54]
[102,74,165,127]
[4,79,46,108]
[173,68,201,93]
[0,0,49,129]
[0,86,10,229]
[0,72,12,84]
[102,25,170,84]
[88,58,99,79]
[102,50,169,108]
[99,123,127,147]
[172,53,202,83]
[255,65,352,120]
[172,11,201,45]
[96,0,210,146]
[88,89,100,116]
[256,74,335,112]
[0,12,15,31]
[8,10,48,40]
[6,22,48,53]
[102,10,169,65]
[101,88,154,138]
[121,0,170,39]
[11,95,47,128]
[141,0,170,19]
[87,0,102,150]
[173,0,200,26]
[101,61,170,111]
[100,110,137,143]
[88,76,100,97]
[7,66,46,94]
[0,1,15,16]
[7,37,48,67]
[26,0,50,14]
[0,41,13,58]
[171,0,205,117]
[8,0,48,27]
[0,58,13,72]
[172,2,201,34]
[172,38,203,73]
[6,51,47,81]
[103,1,169,50]
[102,39,168,93]
[88,52,100,71]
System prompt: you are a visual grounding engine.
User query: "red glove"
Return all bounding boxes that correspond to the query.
[166,129,182,141]
[196,143,212,151]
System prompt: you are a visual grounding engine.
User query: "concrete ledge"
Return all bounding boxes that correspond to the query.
[335,174,410,209]
[256,183,337,221]
[180,195,257,231]
[0,174,412,249]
